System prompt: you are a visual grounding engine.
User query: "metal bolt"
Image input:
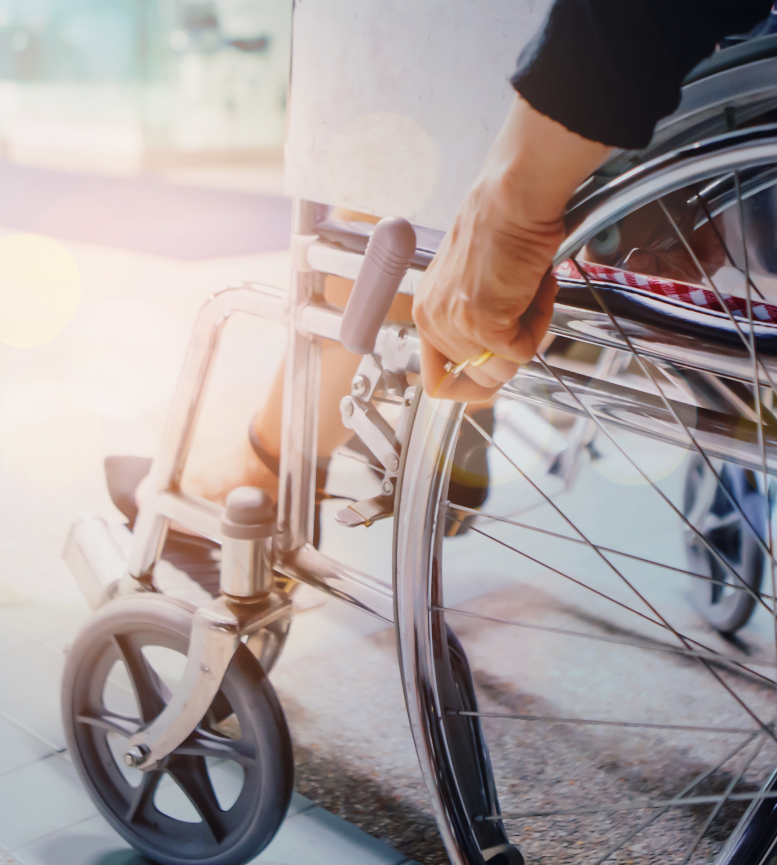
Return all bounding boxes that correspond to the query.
[384,452,399,472]
[382,480,394,495]
[340,396,354,418]
[124,744,149,768]
[351,375,370,397]
[200,663,210,673]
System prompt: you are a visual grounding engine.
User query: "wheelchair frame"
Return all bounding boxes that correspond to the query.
[61,44,777,865]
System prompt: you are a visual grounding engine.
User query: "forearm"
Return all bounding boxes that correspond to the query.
[475,94,612,232]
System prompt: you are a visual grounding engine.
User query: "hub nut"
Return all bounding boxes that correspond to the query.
[124,744,150,768]
[351,375,370,397]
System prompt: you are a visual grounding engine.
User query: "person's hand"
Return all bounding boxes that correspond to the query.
[413,183,562,402]
[413,95,612,402]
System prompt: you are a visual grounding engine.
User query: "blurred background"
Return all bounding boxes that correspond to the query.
[0,0,296,604]
[0,0,291,174]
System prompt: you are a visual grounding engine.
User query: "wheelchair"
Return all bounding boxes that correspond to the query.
[60,27,777,865]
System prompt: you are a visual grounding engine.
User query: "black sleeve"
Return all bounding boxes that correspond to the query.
[511,0,772,150]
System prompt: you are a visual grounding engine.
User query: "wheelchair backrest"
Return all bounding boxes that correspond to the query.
[284,0,552,232]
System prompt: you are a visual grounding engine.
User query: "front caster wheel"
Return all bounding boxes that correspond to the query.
[62,594,293,865]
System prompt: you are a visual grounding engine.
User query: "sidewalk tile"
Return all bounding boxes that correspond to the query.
[0,755,95,850]
[12,814,139,865]
[0,603,90,653]
[13,798,406,865]
[0,632,63,711]
[254,805,407,865]
[1,691,66,753]
[0,717,54,776]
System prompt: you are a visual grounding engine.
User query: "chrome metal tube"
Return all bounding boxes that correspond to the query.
[128,283,287,578]
[220,538,271,597]
[276,200,322,554]
[550,301,777,386]
[504,362,777,474]
[277,544,394,622]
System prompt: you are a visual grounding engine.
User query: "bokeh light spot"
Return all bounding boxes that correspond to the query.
[0,233,81,347]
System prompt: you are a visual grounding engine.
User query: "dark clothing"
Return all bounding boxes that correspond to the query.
[511,0,772,150]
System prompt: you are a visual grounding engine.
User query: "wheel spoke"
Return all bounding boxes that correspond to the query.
[166,756,226,843]
[455,710,757,735]
[438,606,777,672]
[174,727,256,767]
[538,285,770,617]
[466,523,776,691]
[127,769,163,823]
[468,408,764,636]
[527,336,777,738]
[656,196,777,393]
[650,198,777,573]
[111,634,168,724]
[481,789,777,821]
[693,187,765,299]
[680,730,768,865]
[76,711,140,738]
[592,730,765,865]
[737,168,777,720]
[445,503,758,599]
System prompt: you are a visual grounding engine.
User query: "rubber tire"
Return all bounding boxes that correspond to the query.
[684,456,766,634]
[62,593,293,865]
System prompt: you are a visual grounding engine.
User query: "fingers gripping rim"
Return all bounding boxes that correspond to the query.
[61,594,293,865]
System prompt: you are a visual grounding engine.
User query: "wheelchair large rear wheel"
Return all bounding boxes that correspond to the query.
[395,129,777,865]
[62,594,293,865]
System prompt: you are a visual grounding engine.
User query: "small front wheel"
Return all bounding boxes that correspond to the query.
[62,594,293,865]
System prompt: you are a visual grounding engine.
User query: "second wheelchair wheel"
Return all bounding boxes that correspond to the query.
[62,594,293,865]
[684,455,766,634]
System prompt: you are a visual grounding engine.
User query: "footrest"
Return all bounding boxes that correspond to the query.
[335,494,393,527]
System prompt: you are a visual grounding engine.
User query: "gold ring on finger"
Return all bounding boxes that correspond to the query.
[469,350,493,368]
[443,350,493,378]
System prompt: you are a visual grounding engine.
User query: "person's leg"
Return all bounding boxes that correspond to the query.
[243,332,364,502]
[246,271,414,499]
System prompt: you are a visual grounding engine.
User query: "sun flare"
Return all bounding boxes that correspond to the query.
[0,233,81,348]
